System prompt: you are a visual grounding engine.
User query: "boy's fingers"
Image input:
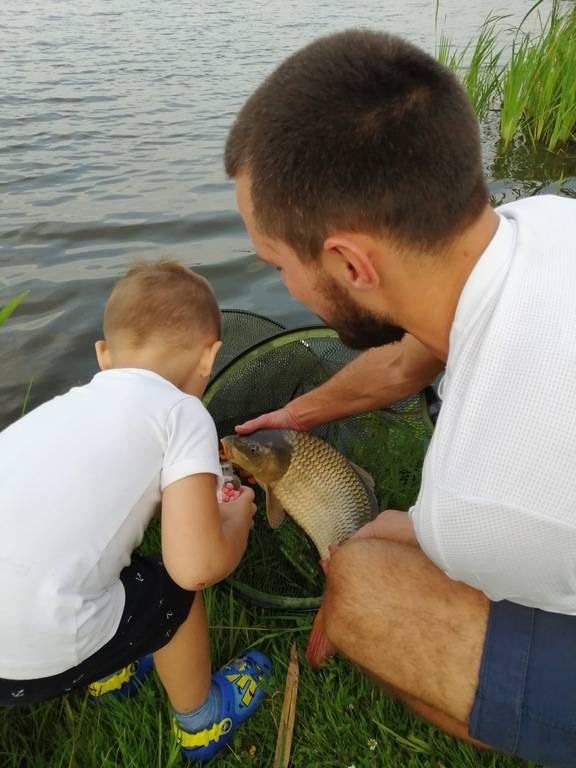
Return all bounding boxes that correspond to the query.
[240,485,255,503]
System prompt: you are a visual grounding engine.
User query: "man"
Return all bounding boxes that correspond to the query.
[224,29,576,768]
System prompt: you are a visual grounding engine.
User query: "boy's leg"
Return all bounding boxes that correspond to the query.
[153,591,211,713]
[153,588,271,763]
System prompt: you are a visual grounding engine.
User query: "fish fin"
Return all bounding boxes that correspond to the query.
[349,461,375,490]
[305,608,336,669]
[265,486,286,529]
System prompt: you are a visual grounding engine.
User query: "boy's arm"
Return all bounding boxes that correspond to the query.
[161,473,256,591]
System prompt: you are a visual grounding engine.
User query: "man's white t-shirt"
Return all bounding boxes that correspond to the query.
[0,368,222,679]
[411,194,576,615]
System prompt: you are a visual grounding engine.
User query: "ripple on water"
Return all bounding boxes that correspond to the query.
[0,0,567,427]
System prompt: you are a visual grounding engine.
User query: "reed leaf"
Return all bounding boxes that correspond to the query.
[436,32,466,73]
[500,34,533,148]
[0,291,29,328]
[463,18,503,121]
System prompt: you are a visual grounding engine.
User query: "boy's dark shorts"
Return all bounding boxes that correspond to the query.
[0,554,194,706]
[470,599,576,768]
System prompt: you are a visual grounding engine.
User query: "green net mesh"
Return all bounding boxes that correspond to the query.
[213,309,285,377]
[204,325,435,610]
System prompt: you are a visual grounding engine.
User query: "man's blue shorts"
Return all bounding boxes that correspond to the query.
[469,600,576,768]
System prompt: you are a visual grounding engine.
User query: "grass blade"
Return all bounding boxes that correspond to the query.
[0,291,29,328]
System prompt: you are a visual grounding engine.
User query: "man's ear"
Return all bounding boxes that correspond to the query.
[322,234,381,290]
[199,340,223,379]
[95,340,112,371]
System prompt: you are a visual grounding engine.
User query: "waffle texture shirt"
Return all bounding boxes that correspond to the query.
[411,195,576,614]
[0,368,222,679]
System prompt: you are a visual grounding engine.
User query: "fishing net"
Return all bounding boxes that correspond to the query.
[213,309,285,377]
[204,325,436,611]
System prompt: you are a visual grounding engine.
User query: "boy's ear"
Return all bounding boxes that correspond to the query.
[199,340,223,379]
[95,340,112,371]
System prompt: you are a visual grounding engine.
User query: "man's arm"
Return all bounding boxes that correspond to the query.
[236,333,443,433]
[161,473,256,590]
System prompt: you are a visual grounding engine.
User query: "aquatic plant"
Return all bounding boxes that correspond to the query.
[438,2,576,151]
[0,291,28,329]
[437,16,503,122]
[502,6,576,150]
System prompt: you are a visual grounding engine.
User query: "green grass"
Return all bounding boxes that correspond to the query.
[0,590,540,767]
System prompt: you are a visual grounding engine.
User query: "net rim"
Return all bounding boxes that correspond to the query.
[203,325,339,408]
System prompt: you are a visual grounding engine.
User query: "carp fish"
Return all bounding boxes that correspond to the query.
[221,429,380,669]
[220,429,379,560]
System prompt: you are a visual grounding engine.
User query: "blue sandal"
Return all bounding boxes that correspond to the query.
[174,649,272,762]
[88,654,154,701]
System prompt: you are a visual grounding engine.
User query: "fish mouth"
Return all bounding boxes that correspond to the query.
[220,436,235,461]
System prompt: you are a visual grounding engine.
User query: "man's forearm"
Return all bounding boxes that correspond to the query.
[289,334,443,430]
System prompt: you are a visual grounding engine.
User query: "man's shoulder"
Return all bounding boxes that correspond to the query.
[497,194,576,235]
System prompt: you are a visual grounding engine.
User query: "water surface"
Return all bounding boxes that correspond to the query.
[1,0,574,426]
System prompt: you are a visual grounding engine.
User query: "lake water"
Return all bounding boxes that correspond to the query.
[1,0,574,427]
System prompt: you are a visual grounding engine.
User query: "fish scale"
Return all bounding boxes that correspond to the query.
[264,430,377,559]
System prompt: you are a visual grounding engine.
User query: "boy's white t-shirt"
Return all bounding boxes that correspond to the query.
[0,368,222,679]
[411,194,576,614]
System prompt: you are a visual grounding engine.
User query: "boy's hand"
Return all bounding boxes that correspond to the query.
[162,475,257,590]
[219,486,256,528]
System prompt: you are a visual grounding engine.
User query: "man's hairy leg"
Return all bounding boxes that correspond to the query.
[399,693,488,747]
[323,539,489,738]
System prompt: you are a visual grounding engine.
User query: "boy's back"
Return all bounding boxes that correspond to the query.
[0,367,221,679]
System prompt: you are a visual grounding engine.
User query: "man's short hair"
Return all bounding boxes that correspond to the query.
[103,259,221,349]
[225,29,488,260]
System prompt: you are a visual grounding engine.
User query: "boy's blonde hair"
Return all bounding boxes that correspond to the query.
[104,259,221,349]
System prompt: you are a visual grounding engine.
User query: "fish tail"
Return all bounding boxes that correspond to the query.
[305,607,336,669]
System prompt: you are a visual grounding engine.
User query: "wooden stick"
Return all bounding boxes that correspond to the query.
[273,640,300,768]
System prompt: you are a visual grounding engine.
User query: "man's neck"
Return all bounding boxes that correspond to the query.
[395,206,500,362]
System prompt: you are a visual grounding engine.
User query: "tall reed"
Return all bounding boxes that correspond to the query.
[438,3,576,151]
[437,15,503,123]
[502,6,576,150]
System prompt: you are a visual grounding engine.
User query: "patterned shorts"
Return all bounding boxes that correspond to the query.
[0,553,195,706]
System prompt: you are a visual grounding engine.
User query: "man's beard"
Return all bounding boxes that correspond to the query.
[317,274,406,350]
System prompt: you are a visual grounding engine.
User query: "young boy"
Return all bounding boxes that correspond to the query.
[0,259,272,763]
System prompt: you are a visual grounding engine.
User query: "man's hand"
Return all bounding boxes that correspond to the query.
[234,335,442,435]
[351,509,419,547]
[235,403,302,434]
